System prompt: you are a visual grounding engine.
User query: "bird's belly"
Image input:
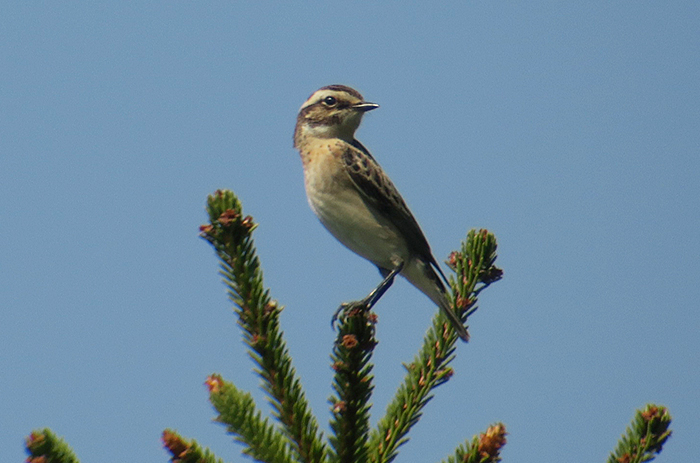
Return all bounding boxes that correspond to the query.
[307,184,407,269]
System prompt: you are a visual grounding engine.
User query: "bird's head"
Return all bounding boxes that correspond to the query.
[294,85,379,146]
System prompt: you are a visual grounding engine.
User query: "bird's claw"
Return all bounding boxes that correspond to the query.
[331,300,370,329]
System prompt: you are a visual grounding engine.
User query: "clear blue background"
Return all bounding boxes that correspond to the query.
[2,2,698,462]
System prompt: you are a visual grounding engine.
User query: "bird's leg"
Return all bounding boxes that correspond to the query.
[361,262,403,309]
[331,262,404,328]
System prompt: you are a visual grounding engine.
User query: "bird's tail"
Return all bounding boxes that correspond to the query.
[404,259,470,342]
[434,288,470,342]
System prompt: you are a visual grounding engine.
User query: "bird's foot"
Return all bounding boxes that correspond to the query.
[331,300,370,329]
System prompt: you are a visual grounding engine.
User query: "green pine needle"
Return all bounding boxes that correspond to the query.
[162,429,227,463]
[25,429,80,463]
[367,230,502,463]
[21,192,675,463]
[201,189,327,463]
[440,423,507,463]
[607,404,672,463]
[328,304,378,463]
[205,375,293,463]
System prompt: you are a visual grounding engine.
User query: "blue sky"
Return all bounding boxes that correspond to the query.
[2,2,698,462]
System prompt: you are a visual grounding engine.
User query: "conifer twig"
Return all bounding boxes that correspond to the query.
[607,404,672,463]
[25,429,80,463]
[440,423,507,463]
[368,230,502,463]
[200,189,327,463]
[22,191,675,463]
[328,304,378,463]
[162,429,227,463]
[204,375,293,463]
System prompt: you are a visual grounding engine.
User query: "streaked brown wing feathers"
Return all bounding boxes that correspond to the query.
[341,143,438,268]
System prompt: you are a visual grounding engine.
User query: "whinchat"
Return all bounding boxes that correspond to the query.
[294,85,469,342]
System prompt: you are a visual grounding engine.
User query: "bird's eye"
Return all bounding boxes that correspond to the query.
[323,96,337,106]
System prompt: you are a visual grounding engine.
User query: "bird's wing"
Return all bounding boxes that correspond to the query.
[342,141,442,274]
[344,141,469,342]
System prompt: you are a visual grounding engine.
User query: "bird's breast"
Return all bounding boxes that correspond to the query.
[301,144,408,268]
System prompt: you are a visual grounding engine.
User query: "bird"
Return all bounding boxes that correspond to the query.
[293,84,470,342]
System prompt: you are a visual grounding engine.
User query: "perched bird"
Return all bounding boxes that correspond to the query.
[293,84,469,342]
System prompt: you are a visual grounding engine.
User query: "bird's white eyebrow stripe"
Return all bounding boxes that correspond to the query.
[318,84,364,100]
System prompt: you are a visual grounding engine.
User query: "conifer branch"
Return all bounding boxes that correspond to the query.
[368,230,502,463]
[200,189,327,463]
[21,192,675,463]
[204,374,293,463]
[328,304,378,463]
[607,404,672,463]
[25,429,80,463]
[440,423,507,463]
[162,429,227,463]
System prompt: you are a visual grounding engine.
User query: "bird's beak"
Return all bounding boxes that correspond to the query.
[353,102,379,112]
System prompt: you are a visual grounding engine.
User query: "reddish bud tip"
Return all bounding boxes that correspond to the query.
[331,361,345,371]
[341,334,359,349]
[478,423,507,460]
[204,374,224,393]
[162,430,190,459]
[447,251,461,269]
[332,401,347,414]
[641,406,659,421]
[218,209,239,225]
